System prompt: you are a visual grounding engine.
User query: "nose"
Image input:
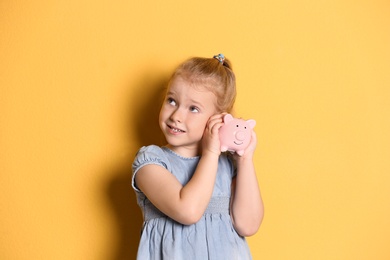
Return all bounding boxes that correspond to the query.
[170,108,183,123]
[235,131,246,141]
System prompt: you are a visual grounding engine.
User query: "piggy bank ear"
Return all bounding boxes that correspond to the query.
[246,119,256,129]
[223,114,234,123]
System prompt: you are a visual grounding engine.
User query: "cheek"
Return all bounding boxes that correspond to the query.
[159,105,169,119]
[158,107,168,126]
[192,117,209,132]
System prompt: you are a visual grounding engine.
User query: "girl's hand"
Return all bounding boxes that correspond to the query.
[201,113,226,156]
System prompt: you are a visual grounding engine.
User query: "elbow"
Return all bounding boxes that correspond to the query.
[235,223,260,237]
[174,206,203,225]
[233,213,264,237]
[180,216,201,226]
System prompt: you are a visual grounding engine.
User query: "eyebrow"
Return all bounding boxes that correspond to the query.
[189,99,204,108]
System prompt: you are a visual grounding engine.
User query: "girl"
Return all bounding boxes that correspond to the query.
[132,54,264,259]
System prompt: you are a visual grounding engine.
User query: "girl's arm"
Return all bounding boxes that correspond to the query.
[135,114,224,225]
[230,131,264,237]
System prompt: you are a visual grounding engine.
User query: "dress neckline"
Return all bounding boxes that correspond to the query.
[162,146,200,160]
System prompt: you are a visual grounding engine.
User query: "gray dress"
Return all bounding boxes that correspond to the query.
[132,145,252,260]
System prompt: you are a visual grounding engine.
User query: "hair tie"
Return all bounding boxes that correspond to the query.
[213,53,225,64]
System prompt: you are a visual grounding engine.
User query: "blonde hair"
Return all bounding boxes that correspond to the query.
[168,55,236,113]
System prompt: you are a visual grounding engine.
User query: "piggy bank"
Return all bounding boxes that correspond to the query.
[219,114,256,156]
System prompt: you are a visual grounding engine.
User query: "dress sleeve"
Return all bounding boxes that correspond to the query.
[132,145,169,192]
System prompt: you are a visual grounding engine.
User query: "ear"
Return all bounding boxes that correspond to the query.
[223,114,234,123]
[246,119,256,129]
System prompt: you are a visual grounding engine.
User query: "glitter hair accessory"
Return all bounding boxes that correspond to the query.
[213,53,225,64]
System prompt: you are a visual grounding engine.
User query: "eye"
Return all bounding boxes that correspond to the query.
[167,97,176,106]
[190,106,200,113]
[236,125,239,127]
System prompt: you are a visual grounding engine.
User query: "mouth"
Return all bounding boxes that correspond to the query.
[234,141,243,145]
[167,125,185,133]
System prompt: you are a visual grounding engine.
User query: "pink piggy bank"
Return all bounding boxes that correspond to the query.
[219,114,256,156]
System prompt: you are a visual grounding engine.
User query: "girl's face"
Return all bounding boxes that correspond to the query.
[159,76,218,157]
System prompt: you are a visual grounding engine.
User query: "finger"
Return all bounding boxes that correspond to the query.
[210,121,224,134]
[206,115,224,129]
[208,114,224,123]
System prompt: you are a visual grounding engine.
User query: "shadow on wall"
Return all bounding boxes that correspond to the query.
[105,72,168,260]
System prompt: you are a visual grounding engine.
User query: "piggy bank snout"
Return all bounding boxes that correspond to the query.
[235,131,246,141]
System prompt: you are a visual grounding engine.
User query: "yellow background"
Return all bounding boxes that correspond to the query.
[1,1,389,259]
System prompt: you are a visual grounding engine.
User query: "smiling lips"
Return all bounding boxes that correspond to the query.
[168,125,185,134]
[234,141,243,145]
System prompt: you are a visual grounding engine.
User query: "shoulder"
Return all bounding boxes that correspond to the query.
[135,145,166,159]
[132,145,170,173]
[132,145,171,192]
